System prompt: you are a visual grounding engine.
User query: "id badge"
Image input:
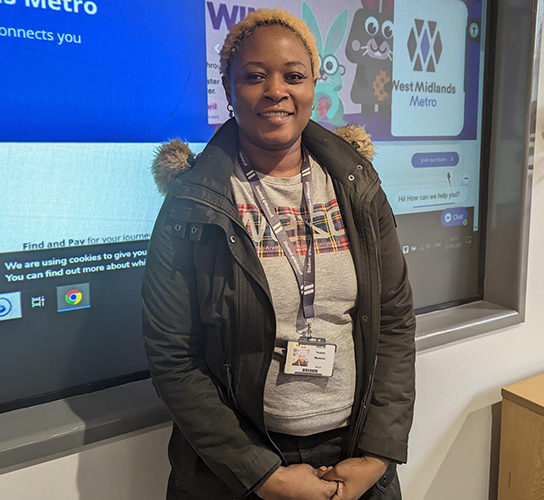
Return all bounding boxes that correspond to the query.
[284,337,336,377]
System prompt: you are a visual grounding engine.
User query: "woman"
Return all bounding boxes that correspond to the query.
[143,8,415,500]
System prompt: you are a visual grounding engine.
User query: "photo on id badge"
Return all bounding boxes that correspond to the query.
[284,339,336,377]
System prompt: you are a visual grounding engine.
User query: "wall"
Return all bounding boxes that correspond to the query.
[0,425,171,500]
[1,33,543,500]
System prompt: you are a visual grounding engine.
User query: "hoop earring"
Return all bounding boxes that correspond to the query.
[227,103,234,118]
[311,103,315,111]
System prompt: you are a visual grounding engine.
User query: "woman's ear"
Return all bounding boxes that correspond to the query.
[222,76,232,103]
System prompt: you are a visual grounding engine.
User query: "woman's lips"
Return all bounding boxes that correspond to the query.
[258,110,294,124]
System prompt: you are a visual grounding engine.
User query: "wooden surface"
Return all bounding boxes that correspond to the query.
[502,373,544,417]
[498,375,544,500]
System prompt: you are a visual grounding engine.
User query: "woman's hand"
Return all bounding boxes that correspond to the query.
[256,464,338,500]
[322,456,389,500]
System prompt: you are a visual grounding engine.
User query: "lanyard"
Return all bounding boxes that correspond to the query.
[238,149,316,331]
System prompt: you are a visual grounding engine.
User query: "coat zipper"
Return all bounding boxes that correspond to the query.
[225,362,242,413]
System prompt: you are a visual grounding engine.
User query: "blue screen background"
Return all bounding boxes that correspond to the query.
[1,1,212,142]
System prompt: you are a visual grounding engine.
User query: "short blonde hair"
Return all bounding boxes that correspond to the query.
[220,8,319,80]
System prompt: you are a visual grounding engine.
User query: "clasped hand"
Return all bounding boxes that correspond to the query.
[256,456,388,500]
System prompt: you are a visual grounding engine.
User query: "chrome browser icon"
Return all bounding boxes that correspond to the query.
[56,283,91,312]
[65,289,83,306]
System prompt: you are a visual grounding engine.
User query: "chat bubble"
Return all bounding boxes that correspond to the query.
[396,187,468,207]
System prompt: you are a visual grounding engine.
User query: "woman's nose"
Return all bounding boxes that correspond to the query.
[264,75,288,101]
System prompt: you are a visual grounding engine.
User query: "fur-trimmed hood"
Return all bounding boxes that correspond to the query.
[152,124,375,195]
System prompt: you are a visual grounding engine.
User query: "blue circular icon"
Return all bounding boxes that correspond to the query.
[0,297,12,318]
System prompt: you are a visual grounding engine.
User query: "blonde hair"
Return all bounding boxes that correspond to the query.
[220,8,319,80]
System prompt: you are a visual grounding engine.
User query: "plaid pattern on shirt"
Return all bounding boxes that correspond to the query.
[238,198,351,258]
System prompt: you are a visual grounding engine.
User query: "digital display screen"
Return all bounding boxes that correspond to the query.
[0,0,486,410]
[205,0,487,308]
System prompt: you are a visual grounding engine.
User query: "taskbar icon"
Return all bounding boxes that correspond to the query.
[0,291,23,321]
[56,283,91,313]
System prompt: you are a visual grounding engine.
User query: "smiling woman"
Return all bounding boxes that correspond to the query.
[222,25,315,177]
[142,7,415,500]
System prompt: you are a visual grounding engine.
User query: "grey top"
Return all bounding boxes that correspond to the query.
[231,155,357,436]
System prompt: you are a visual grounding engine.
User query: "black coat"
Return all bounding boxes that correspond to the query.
[142,119,416,499]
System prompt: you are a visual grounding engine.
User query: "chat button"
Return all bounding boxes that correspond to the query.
[441,208,468,227]
[412,152,459,168]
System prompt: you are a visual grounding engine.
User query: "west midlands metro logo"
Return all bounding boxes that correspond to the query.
[407,19,442,72]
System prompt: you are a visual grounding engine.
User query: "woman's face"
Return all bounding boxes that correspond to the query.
[223,25,315,154]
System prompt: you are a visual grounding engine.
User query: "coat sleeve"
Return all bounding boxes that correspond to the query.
[141,198,281,496]
[357,188,416,464]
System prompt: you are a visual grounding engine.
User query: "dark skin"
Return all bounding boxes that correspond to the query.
[222,25,315,178]
[322,457,390,500]
[223,25,389,499]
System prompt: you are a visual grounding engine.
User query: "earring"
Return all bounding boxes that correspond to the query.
[311,103,315,111]
[227,103,234,118]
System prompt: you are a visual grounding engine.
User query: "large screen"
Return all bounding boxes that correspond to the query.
[205,0,486,309]
[0,0,487,411]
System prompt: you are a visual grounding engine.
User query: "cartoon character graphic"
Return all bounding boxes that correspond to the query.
[302,3,348,127]
[346,0,394,120]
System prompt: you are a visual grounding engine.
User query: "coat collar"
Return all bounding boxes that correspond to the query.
[302,120,379,191]
[153,119,377,198]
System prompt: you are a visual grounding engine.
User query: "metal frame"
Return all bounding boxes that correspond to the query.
[416,0,542,350]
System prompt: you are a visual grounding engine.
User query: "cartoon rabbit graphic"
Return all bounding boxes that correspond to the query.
[303,3,348,127]
[346,0,394,120]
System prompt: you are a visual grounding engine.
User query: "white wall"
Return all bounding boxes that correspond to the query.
[2,38,544,500]
[0,425,172,500]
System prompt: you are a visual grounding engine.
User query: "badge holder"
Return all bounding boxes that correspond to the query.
[284,327,337,377]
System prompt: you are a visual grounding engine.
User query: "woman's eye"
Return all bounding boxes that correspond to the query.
[285,73,305,82]
[245,73,265,81]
